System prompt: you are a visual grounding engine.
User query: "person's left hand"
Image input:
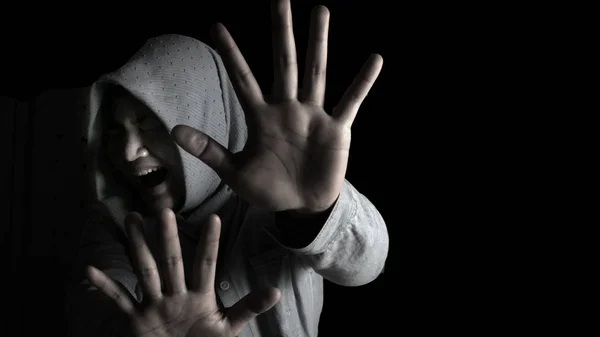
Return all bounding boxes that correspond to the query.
[172,0,383,214]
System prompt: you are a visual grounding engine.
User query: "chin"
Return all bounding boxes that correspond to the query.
[135,178,183,215]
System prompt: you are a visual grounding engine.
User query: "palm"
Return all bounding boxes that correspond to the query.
[233,102,350,212]
[87,211,280,337]
[128,294,221,337]
[172,0,383,213]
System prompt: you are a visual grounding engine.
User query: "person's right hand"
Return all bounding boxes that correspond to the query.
[86,209,281,337]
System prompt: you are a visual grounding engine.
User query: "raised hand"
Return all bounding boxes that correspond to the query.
[172,0,383,214]
[87,210,280,337]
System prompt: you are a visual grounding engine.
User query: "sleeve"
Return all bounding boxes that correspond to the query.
[269,179,389,287]
[65,203,139,337]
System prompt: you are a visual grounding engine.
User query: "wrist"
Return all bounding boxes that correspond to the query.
[285,198,338,219]
[273,202,336,249]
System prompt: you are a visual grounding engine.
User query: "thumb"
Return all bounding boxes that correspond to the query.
[226,287,281,335]
[171,125,236,180]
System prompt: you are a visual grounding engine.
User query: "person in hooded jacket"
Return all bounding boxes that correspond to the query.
[66,1,388,336]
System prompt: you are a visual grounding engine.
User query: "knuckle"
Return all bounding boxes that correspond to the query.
[140,267,158,278]
[202,256,217,266]
[163,255,182,267]
[349,93,361,103]
[281,55,297,68]
[221,41,237,55]
[132,240,148,250]
[310,65,325,77]
[111,290,122,301]
[238,69,254,86]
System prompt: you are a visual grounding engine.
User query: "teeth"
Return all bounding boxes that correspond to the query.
[136,167,160,177]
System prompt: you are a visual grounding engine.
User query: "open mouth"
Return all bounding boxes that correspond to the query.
[138,167,168,189]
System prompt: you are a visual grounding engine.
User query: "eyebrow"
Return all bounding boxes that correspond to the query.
[103,113,121,129]
[114,101,143,125]
[125,97,154,121]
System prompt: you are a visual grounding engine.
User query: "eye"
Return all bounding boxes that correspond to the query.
[139,117,161,130]
[107,126,124,137]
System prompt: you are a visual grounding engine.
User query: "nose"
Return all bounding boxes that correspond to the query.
[124,129,148,162]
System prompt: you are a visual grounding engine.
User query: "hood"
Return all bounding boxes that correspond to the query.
[83,34,247,229]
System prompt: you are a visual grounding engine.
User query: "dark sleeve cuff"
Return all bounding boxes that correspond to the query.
[272,201,336,249]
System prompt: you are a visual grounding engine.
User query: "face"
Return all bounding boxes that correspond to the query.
[104,92,185,214]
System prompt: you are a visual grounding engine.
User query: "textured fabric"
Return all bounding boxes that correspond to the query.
[69,34,390,337]
[84,34,247,232]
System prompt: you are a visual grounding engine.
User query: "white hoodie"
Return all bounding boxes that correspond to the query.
[83,34,247,232]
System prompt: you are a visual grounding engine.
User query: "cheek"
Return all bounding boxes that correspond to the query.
[146,134,181,165]
[106,141,126,172]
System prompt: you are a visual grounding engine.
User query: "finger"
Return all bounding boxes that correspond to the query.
[87,266,135,315]
[211,22,264,108]
[171,125,236,182]
[272,0,298,100]
[125,212,163,301]
[300,5,330,106]
[192,214,221,294]
[158,209,186,295]
[226,287,281,336]
[332,54,384,127]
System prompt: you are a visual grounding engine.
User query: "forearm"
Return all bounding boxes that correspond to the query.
[67,262,138,337]
[67,284,131,337]
[274,203,334,248]
[271,180,389,286]
[68,207,138,337]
